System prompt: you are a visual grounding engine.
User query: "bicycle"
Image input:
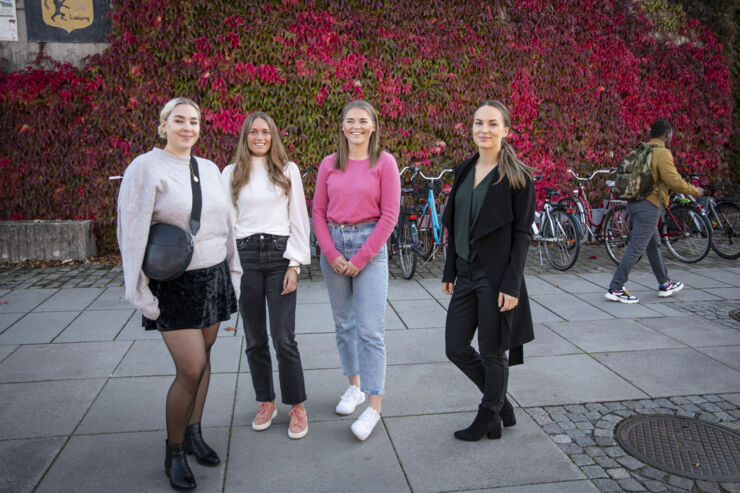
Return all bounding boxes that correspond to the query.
[410,166,454,262]
[680,173,739,260]
[557,169,632,265]
[388,166,420,279]
[531,177,581,270]
[301,165,320,258]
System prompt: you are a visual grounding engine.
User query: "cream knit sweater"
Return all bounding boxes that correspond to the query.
[117,147,242,320]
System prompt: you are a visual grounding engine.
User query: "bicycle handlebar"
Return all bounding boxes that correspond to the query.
[567,168,613,182]
[418,168,454,181]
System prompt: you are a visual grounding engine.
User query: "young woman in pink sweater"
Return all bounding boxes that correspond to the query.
[312,100,400,441]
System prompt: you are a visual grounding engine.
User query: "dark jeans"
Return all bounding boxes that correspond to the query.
[609,200,670,290]
[445,257,509,413]
[238,234,306,405]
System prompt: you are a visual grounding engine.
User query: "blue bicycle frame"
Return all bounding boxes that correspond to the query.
[420,187,444,245]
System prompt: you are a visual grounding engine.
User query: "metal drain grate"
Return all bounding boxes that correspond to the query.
[615,415,740,481]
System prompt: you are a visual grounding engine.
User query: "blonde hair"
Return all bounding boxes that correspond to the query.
[475,100,535,190]
[158,97,201,139]
[230,112,291,204]
[335,100,382,171]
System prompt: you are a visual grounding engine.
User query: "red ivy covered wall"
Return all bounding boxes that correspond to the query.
[0,0,732,253]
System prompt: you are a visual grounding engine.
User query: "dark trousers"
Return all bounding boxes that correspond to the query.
[445,257,509,413]
[238,234,306,405]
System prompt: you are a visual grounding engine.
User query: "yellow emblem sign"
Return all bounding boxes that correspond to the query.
[42,0,93,33]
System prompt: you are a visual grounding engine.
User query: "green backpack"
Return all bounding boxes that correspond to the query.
[611,142,658,201]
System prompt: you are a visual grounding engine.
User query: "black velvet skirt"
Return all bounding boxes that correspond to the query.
[143,259,238,331]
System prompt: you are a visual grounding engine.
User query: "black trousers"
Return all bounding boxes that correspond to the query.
[445,257,509,413]
[238,234,306,405]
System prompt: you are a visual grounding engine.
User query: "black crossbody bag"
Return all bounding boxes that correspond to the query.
[142,156,202,282]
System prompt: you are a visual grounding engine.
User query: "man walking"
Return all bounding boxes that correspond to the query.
[605,120,703,304]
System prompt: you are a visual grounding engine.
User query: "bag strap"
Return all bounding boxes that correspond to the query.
[189,156,202,235]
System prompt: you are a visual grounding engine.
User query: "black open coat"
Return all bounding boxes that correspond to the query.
[441,153,536,365]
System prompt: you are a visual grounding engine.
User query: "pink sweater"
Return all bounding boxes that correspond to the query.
[312,151,400,270]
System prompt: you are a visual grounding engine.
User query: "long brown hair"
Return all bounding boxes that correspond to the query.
[335,100,382,171]
[231,112,291,205]
[475,100,535,190]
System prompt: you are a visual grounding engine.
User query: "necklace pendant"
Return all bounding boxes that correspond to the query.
[193,176,199,182]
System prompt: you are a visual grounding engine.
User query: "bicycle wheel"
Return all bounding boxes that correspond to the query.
[414,212,435,261]
[710,202,740,259]
[557,196,586,243]
[542,208,580,270]
[603,205,631,265]
[663,206,711,263]
[396,216,417,279]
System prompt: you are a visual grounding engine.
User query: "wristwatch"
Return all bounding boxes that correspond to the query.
[288,265,301,275]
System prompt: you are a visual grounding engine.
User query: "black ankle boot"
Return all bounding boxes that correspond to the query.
[184,423,220,466]
[165,441,196,490]
[501,398,517,428]
[455,406,500,441]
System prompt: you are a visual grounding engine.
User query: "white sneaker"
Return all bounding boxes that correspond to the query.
[335,385,365,415]
[351,407,380,441]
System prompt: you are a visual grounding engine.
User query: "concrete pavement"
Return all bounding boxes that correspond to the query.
[0,245,738,492]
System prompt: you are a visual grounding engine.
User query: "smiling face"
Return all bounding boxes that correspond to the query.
[247,118,272,157]
[341,107,375,150]
[161,104,200,156]
[472,105,509,152]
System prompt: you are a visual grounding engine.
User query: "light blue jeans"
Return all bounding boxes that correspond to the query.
[320,222,388,395]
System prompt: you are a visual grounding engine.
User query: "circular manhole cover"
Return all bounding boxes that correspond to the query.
[615,415,740,481]
[730,309,740,322]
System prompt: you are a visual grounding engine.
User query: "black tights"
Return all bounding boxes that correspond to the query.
[161,324,219,445]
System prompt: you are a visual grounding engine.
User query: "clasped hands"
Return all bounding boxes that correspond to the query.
[331,256,360,278]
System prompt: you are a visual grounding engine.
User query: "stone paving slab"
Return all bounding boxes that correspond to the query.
[507,355,648,407]
[696,345,740,371]
[387,278,435,300]
[471,481,600,492]
[0,341,131,383]
[114,314,164,341]
[0,288,56,313]
[36,429,228,493]
[32,287,103,312]
[385,327,447,365]
[636,317,740,347]
[383,362,484,416]
[54,309,135,343]
[524,276,569,296]
[665,269,732,289]
[704,286,740,300]
[0,436,66,493]
[572,293,666,319]
[390,299,448,328]
[593,348,740,397]
[385,410,584,492]
[538,274,605,294]
[0,344,16,362]
[86,286,131,310]
[113,336,243,377]
[530,294,613,321]
[0,312,23,332]
[525,324,583,357]
[77,374,236,434]
[545,319,685,353]
[694,268,740,285]
[225,421,410,493]
[530,299,566,324]
[0,311,79,344]
[0,379,106,439]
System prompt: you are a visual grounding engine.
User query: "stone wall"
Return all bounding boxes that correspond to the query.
[0,220,97,262]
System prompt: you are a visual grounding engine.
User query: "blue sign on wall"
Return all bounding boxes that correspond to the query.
[26,0,110,42]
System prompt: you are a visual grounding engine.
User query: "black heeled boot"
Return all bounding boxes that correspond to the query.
[501,398,517,428]
[184,423,220,466]
[164,441,196,490]
[454,406,501,441]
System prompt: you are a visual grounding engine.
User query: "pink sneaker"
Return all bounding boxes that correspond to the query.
[288,406,308,439]
[252,401,277,431]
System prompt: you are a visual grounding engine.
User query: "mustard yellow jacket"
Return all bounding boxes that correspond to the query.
[645,139,702,208]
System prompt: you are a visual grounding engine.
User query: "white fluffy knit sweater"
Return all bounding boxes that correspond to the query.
[117,147,242,320]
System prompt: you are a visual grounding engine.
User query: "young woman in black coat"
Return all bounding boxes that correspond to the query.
[441,100,536,441]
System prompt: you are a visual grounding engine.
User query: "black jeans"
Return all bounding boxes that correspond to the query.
[445,257,509,413]
[238,234,306,405]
